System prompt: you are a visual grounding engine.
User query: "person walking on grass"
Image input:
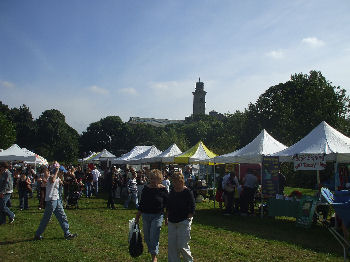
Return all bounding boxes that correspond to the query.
[0,162,15,225]
[166,172,195,262]
[17,170,32,210]
[124,170,138,209]
[34,161,77,240]
[135,169,169,262]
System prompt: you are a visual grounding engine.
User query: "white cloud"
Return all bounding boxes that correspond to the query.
[0,81,15,89]
[266,50,285,59]
[88,85,109,95]
[302,37,325,47]
[118,87,138,95]
[148,80,194,100]
[149,81,184,92]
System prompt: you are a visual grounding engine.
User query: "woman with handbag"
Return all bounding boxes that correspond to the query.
[135,169,168,262]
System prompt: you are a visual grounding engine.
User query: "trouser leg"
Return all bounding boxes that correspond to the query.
[53,200,70,236]
[168,222,181,262]
[177,219,193,262]
[35,200,55,236]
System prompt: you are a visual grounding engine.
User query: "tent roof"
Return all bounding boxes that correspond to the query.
[128,146,162,164]
[89,149,116,162]
[148,144,183,163]
[214,129,287,164]
[174,141,217,164]
[78,152,99,162]
[274,121,350,162]
[112,146,152,164]
[22,148,48,165]
[0,144,36,162]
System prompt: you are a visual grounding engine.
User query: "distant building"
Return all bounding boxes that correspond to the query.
[130,78,225,126]
[128,117,184,127]
[192,78,206,115]
[209,110,226,120]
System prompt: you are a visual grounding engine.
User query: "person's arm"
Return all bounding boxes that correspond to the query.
[188,190,196,219]
[49,165,60,184]
[135,210,141,224]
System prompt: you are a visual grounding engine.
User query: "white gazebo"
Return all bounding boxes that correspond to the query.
[0,144,36,162]
[112,146,152,164]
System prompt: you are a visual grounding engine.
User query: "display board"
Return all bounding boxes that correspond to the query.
[262,156,280,197]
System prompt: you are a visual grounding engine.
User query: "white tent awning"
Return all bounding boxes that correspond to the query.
[274,121,350,163]
[214,129,287,164]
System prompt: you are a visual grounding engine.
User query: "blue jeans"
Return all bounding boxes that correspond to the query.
[18,189,29,209]
[142,213,163,255]
[124,191,138,209]
[0,193,15,224]
[93,181,99,195]
[35,199,71,237]
[85,182,92,197]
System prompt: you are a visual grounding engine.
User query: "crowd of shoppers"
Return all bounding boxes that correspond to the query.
[0,160,200,261]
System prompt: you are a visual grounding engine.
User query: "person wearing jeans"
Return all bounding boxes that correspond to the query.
[135,169,168,262]
[0,162,15,225]
[124,172,139,209]
[34,162,77,240]
[17,171,31,210]
[166,172,195,262]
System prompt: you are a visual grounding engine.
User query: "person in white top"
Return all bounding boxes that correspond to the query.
[91,165,101,196]
[222,172,239,214]
[162,172,171,193]
[34,161,77,240]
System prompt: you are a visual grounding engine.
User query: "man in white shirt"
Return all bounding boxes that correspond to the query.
[92,165,101,196]
[34,162,77,240]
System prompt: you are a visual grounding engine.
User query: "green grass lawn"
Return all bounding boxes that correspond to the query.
[0,190,344,262]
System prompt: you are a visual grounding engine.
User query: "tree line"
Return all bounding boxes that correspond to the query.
[1,71,349,166]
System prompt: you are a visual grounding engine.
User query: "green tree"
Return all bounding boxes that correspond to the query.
[10,104,36,149]
[0,112,16,149]
[245,70,349,146]
[80,116,130,157]
[35,109,79,163]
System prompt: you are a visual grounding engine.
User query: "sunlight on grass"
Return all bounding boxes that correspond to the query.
[0,192,344,262]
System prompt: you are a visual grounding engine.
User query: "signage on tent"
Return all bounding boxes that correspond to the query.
[293,154,326,171]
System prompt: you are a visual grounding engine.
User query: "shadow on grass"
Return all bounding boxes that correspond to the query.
[0,236,62,246]
[194,207,342,257]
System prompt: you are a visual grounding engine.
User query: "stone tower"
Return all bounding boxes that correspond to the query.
[192,78,206,115]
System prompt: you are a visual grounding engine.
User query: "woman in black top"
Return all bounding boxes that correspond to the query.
[166,172,195,262]
[135,169,168,262]
[17,170,31,210]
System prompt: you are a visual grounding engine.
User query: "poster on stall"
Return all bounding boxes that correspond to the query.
[262,156,280,197]
[293,154,326,171]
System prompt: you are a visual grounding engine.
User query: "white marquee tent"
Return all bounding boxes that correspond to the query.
[112,146,152,164]
[274,121,350,163]
[127,146,162,164]
[147,143,183,163]
[89,149,116,163]
[78,152,99,163]
[213,129,287,164]
[0,144,36,162]
[22,148,48,165]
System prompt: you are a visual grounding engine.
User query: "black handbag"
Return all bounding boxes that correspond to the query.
[128,223,143,257]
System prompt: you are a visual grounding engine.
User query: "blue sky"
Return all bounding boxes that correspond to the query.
[1,0,350,133]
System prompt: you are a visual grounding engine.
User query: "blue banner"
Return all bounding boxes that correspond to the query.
[262,156,280,197]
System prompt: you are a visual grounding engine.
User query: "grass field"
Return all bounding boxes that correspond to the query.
[0,187,344,262]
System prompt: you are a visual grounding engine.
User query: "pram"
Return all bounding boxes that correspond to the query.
[318,188,350,261]
[66,182,82,209]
